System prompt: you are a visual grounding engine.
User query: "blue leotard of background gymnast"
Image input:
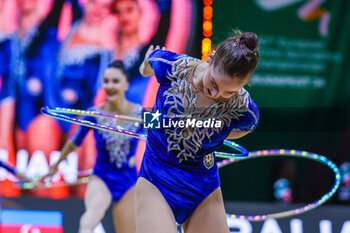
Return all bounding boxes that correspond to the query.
[53,0,110,133]
[0,33,12,102]
[69,105,143,202]
[139,49,260,224]
[10,0,65,131]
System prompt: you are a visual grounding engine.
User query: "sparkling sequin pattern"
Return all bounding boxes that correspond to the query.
[154,56,256,162]
[94,105,142,168]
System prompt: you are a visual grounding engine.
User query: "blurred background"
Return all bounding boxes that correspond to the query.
[0,0,349,232]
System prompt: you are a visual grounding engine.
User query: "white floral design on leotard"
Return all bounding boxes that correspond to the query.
[157,56,255,163]
[95,105,142,168]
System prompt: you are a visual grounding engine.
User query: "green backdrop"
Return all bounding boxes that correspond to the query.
[213,0,350,203]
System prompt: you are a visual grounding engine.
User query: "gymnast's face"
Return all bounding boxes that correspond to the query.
[84,0,112,24]
[17,0,37,14]
[114,0,141,35]
[103,67,129,101]
[202,64,249,101]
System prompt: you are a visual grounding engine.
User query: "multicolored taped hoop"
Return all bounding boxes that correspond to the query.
[15,169,93,190]
[0,160,90,190]
[218,149,342,221]
[47,107,143,123]
[41,107,146,140]
[41,107,249,159]
[11,107,249,190]
[216,140,249,158]
[39,107,342,221]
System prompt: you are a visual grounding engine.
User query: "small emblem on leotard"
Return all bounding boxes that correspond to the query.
[203,153,214,169]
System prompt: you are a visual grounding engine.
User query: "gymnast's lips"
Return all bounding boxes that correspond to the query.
[105,90,118,96]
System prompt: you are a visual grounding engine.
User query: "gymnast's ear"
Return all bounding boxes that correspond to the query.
[207,49,216,63]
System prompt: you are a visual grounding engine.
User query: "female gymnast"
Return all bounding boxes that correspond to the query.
[0,1,12,150]
[112,0,170,105]
[53,0,113,197]
[137,32,260,233]
[54,0,112,133]
[12,0,65,156]
[46,61,142,233]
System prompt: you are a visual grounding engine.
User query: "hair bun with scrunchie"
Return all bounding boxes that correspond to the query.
[240,32,259,51]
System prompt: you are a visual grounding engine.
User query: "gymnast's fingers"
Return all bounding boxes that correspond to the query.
[40,166,57,181]
[146,45,154,56]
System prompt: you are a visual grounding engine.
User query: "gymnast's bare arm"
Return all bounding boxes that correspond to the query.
[226,129,248,140]
[139,45,164,77]
[41,141,77,180]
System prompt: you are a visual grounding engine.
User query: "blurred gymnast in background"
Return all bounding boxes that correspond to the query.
[46,61,142,233]
[52,0,114,197]
[0,0,14,150]
[54,0,113,134]
[112,0,168,105]
[10,0,65,162]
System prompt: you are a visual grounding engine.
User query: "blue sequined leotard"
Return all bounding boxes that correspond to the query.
[70,104,143,202]
[139,49,260,224]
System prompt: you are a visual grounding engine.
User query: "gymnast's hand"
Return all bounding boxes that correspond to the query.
[41,141,76,181]
[40,163,59,181]
[16,171,27,180]
[139,45,165,77]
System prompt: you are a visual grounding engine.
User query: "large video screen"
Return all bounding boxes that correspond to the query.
[0,0,201,199]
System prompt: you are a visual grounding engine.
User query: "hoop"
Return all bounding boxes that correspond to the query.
[48,107,143,123]
[0,160,90,189]
[41,107,146,140]
[39,107,342,221]
[41,107,248,158]
[218,149,342,221]
[10,107,248,190]
[216,140,249,159]
[15,170,93,190]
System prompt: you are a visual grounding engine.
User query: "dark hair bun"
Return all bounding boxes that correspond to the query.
[240,32,258,51]
[108,60,125,69]
[107,60,130,81]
